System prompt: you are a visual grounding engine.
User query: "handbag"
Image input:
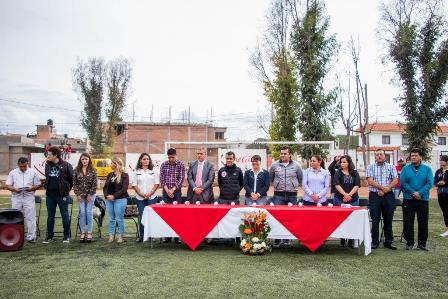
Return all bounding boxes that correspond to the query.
[93,206,101,218]
[124,205,138,217]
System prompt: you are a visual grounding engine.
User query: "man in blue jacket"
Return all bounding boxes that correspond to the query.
[400,148,433,251]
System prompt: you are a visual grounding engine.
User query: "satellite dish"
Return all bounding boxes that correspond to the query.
[47,119,54,126]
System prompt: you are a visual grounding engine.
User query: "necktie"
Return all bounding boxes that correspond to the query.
[195,162,203,187]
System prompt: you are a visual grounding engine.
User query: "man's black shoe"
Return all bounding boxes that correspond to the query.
[384,244,397,250]
[371,244,379,249]
[417,244,429,251]
[405,244,414,250]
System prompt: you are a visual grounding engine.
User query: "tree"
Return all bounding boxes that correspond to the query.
[338,69,358,155]
[104,57,133,154]
[72,57,106,155]
[289,0,339,160]
[251,0,299,158]
[379,0,448,160]
[349,37,370,169]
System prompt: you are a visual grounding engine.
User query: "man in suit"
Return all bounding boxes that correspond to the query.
[187,147,215,203]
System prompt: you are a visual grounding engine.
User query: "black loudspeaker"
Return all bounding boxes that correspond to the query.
[0,209,24,251]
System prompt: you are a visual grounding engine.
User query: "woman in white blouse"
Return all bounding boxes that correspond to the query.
[132,153,160,242]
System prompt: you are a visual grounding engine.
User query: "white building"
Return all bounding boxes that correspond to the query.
[355,122,448,171]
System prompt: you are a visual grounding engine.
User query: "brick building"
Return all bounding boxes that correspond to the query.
[112,122,227,163]
[30,121,88,153]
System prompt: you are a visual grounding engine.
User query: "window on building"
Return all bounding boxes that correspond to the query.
[215,132,224,140]
[402,134,409,145]
[438,137,446,145]
[382,135,390,144]
[385,154,391,163]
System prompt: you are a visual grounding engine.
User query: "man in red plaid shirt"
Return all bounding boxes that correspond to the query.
[160,148,185,203]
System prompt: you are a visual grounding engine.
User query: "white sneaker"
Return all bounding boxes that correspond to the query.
[62,238,70,244]
[439,231,448,237]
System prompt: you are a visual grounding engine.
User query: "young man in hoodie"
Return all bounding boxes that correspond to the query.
[43,146,74,244]
[217,151,243,205]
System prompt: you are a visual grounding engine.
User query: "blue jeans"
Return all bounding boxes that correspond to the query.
[245,196,268,205]
[162,190,182,203]
[333,195,359,206]
[105,198,127,236]
[136,197,158,241]
[272,193,297,205]
[79,195,95,233]
[46,195,70,239]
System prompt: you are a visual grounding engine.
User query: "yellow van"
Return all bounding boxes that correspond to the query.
[92,158,113,179]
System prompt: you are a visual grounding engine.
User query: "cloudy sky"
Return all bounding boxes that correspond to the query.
[0,0,409,140]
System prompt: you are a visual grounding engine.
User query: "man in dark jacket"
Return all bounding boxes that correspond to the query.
[217,151,243,205]
[43,146,74,244]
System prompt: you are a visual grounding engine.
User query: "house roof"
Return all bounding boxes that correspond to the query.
[356,122,448,134]
[356,146,401,152]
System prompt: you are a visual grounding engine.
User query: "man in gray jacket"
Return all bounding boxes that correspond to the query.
[187,147,215,203]
[270,146,303,205]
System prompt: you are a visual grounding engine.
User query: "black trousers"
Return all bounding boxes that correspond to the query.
[403,200,429,246]
[438,193,448,227]
[369,191,396,246]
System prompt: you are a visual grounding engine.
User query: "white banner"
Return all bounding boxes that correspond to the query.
[218,149,267,172]
[125,153,166,176]
[30,153,81,179]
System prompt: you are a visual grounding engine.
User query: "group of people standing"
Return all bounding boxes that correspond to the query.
[4,145,448,251]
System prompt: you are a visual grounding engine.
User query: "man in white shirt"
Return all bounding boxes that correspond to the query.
[5,157,41,243]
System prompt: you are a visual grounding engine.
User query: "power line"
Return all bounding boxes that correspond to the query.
[0,98,79,112]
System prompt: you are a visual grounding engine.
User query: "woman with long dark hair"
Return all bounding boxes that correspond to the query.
[131,153,160,242]
[333,155,361,206]
[333,155,361,247]
[73,153,97,242]
[434,155,448,237]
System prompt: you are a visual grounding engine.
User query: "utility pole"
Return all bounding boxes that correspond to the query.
[132,103,135,122]
[150,104,154,122]
[365,83,370,165]
[188,106,191,124]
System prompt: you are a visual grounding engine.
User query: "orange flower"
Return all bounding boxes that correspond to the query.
[244,228,253,235]
[261,213,267,221]
[244,243,252,250]
[255,218,262,225]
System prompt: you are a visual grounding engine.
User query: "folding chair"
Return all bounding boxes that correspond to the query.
[114,197,139,239]
[35,196,43,238]
[47,196,74,238]
[381,198,404,242]
[75,199,102,239]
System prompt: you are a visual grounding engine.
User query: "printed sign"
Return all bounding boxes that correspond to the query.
[218,149,267,172]
[125,153,166,176]
[31,153,81,179]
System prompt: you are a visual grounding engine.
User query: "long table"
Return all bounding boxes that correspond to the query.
[141,204,372,255]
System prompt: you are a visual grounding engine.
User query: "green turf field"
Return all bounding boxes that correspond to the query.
[0,196,447,298]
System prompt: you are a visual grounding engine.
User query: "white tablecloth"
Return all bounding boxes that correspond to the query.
[142,206,372,255]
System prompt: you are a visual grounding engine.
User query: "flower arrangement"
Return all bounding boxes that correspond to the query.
[239,210,271,255]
